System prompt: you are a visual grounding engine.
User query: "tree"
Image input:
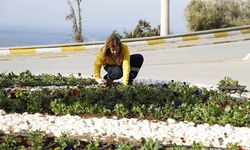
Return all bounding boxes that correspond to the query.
[185,0,229,31]
[66,0,83,42]
[123,19,160,38]
[185,0,250,31]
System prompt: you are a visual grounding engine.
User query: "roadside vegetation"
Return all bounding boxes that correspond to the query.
[65,0,250,41]
[120,19,160,39]
[185,0,250,31]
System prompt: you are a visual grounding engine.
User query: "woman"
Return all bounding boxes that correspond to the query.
[94,31,144,85]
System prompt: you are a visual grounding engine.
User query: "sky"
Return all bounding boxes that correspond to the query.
[0,0,190,45]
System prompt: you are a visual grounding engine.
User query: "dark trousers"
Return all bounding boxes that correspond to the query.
[104,54,144,83]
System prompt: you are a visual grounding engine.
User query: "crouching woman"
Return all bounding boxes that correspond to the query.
[93,31,144,85]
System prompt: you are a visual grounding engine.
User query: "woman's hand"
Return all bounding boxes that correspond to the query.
[95,78,106,85]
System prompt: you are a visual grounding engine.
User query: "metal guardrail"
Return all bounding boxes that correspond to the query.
[0,25,250,56]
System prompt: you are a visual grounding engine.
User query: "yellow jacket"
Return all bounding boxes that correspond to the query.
[94,43,130,85]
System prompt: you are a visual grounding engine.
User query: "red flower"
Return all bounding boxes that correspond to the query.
[220,100,228,109]
[69,89,80,97]
[238,145,243,150]
[10,92,17,99]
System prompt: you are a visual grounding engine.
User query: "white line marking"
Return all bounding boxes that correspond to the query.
[242,53,250,60]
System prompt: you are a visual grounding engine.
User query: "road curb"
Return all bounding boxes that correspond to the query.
[1,27,250,56]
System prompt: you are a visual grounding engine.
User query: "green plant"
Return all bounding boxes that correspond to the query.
[50,99,66,115]
[0,71,96,88]
[16,70,36,86]
[65,101,85,115]
[115,103,128,118]
[191,141,202,150]
[7,89,27,113]
[0,134,17,150]
[140,138,162,150]
[218,76,239,86]
[117,143,132,150]
[226,142,241,150]
[154,107,165,120]
[0,72,15,87]
[168,143,189,150]
[85,140,99,150]
[27,90,43,113]
[0,89,7,108]
[27,131,44,150]
[55,134,80,150]
[96,105,111,115]
[132,104,148,119]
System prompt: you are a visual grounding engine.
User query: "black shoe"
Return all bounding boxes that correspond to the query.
[128,79,133,85]
[106,80,113,87]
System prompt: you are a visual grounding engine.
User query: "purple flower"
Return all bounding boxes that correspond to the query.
[173,99,181,109]
[65,145,74,150]
[162,83,168,89]
[150,109,155,113]
[149,99,154,104]
[193,90,200,95]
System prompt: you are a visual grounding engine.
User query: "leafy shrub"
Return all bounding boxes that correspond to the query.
[185,0,250,31]
[122,19,160,38]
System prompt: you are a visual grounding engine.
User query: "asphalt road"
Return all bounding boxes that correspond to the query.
[1,40,250,89]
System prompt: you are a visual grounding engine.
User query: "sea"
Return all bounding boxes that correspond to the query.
[0,29,110,48]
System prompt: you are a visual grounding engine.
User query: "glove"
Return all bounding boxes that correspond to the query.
[96,78,106,85]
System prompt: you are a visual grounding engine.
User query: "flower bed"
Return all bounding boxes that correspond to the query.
[0,71,249,149]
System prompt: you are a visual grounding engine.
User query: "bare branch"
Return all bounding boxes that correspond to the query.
[66,0,83,42]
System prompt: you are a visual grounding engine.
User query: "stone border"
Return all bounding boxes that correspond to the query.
[0,110,249,149]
